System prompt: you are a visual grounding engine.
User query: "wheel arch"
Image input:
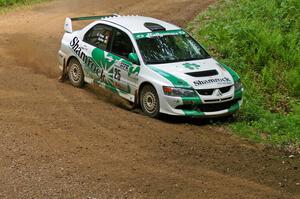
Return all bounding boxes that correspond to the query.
[66,56,79,68]
[137,81,156,105]
[138,81,161,118]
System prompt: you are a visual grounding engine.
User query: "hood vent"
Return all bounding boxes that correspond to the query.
[186,70,218,77]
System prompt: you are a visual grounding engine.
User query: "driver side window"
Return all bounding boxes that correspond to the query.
[111,29,134,59]
[83,24,113,51]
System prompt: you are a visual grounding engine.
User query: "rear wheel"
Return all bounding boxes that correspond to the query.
[68,58,84,88]
[140,85,160,118]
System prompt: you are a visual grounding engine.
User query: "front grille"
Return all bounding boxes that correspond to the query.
[186,70,218,77]
[197,89,214,95]
[204,97,232,103]
[197,99,240,112]
[176,98,241,112]
[197,85,232,96]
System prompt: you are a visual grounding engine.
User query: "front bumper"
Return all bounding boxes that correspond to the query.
[159,88,243,117]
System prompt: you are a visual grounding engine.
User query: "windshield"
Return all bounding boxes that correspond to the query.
[136,33,210,64]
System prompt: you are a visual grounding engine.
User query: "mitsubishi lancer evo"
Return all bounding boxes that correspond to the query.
[58,15,244,118]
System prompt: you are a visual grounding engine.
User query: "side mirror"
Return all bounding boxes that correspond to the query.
[128,53,140,65]
[64,18,73,33]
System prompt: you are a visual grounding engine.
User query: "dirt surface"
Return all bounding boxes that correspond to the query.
[0,0,299,198]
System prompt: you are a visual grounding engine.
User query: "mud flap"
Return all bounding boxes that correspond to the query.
[58,52,68,82]
[58,66,68,82]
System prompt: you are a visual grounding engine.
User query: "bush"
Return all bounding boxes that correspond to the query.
[0,0,43,7]
[0,0,24,7]
[188,0,300,146]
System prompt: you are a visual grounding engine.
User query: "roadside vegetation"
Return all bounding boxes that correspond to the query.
[0,0,46,10]
[189,0,300,149]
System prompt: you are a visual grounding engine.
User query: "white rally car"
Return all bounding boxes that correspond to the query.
[58,15,243,118]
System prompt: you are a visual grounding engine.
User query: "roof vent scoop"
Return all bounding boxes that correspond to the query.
[144,23,166,32]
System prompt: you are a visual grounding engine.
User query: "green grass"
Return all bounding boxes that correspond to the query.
[188,0,300,147]
[0,0,39,7]
[0,0,48,11]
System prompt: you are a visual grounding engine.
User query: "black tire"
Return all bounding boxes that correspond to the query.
[140,84,160,118]
[68,58,84,88]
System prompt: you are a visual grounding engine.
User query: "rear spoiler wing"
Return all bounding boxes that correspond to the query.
[64,14,119,33]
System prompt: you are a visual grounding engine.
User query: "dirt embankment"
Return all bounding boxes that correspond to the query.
[0,0,299,198]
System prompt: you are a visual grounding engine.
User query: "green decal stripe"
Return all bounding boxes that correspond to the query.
[228,103,240,113]
[90,48,135,96]
[183,110,205,117]
[105,84,117,93]
[234,89,243,99]
[129,66,140,76]
[91,48,116,89]
[149,66,202,104]
[149,66,191,88]
[181,96,202,104]
[134,29,186,39]
[220,63,240,82]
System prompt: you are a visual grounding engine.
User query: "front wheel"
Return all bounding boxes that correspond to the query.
[68,58,84,88]
[140,85,160,118]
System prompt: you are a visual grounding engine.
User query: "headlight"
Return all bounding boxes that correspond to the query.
[163,86,197,97]
[234,79,243,91]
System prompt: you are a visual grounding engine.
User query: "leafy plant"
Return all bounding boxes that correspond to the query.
[0,0,45,7]
[188,0,300,147]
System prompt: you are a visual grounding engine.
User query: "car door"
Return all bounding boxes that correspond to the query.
[108,28,141,99]
[81,24,116,88]
[80,23,140,101]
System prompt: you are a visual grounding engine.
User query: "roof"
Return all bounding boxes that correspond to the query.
[101,16,181,34]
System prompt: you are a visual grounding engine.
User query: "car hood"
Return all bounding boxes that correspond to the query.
[150,58,235,89]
